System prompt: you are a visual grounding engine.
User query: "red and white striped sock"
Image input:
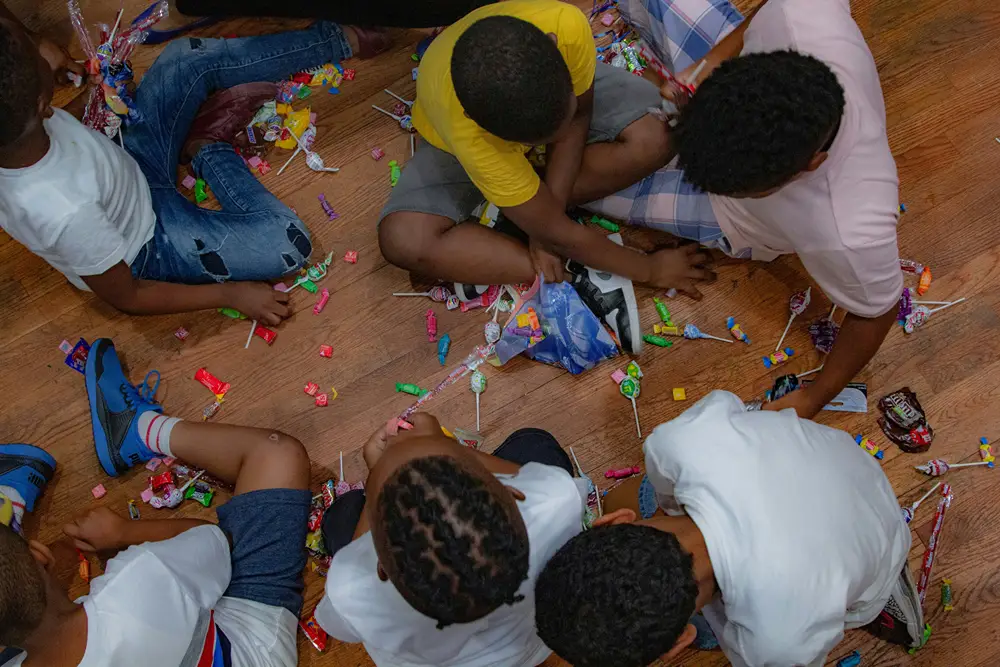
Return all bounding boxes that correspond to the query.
[137,413,181,457]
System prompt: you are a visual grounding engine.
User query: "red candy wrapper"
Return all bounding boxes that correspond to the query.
[307,506,324,532]
[321,479,336,508]
[174,327,189,341]
[319,344,333,358]
[195,368,231,397]
[149,471,176,492]
[304,381,319,396]
[315,393,329,407]
[253,324,277,345]
[917,484,952,603]
[344,250,358,264]
[299,613,328,651]
[343,68,355,80]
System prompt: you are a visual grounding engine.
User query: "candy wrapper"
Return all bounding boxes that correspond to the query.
[64,338,91,374]
[916,484,953,604]
[878,388,934,452]
[299,612,328,651]
[808,317,839,354]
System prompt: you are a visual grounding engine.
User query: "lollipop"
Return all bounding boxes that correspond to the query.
[915,457,994,477]
[620,376,642,438]
[484,321,501,344]
[569,446,601,525]
[335,452,351,497]
[903,298,968,334]
[470,370,487,431]
[901,482,941,524]
[305,151,340,173]
[774,287,811,351]
[683,323,733,343]
[808,307,840,354]
[392,286,452,302]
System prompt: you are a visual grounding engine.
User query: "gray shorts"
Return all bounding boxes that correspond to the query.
[380,62,662,223]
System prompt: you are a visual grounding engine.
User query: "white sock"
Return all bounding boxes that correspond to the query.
[0,485,26,531]
[137,413,181,457]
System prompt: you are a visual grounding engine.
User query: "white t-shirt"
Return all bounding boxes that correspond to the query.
[710,0,902,318]
[644,391,910,667]
[315,462,588,667]
[0,108,155,291]
[22,525,297,667]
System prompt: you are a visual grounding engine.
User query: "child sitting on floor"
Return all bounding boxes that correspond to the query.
[0,337,314,666]
[314,413,588,666]
[377,0,713,353]
[0,12,385,324]
[535,391,924,667]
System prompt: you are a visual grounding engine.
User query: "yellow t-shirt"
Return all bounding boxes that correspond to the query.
[411,0,596,208]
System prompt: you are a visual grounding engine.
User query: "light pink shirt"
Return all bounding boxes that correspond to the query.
[711,0,902,318]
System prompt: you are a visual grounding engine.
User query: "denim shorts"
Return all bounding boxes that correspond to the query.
[216,488,312,616]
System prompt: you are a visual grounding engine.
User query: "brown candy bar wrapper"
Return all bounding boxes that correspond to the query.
[878,387,934,453]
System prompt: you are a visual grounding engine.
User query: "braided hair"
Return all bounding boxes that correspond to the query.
[375,455,529,628]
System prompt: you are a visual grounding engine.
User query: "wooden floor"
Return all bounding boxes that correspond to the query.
[4,0,1000,665]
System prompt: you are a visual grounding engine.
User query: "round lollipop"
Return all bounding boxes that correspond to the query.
[901,482,941,524]
[470,370,487,431]
[484,321,501,344]
[305,150,340,173]
[620,376,642,438]
[392,286,452,302]
[774,287,811,351]
[683,323,734,344]
[903,298,968,334]
[916,457,993,477]
[335,451,351,497]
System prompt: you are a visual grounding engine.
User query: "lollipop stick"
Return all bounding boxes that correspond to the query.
[410,133,415,157]
[277,144,302,176]
[913,482,942,509]
[569,447,585,476]
[372,104,403,121]
[392,292,432,297]
[828,305,837,320]
[775,315,795,351]
[244,319,257,349]
[631,398,642,438]
[476,393,481,432]
[948,461,992,469]
[913,300,954,305]
[797,364,824,379]
[702,334,734,343]
[927,297,967,314]
[685,60,707,86]
[178,470,206,495]
[384,89,413,106]
[339,451,344,481]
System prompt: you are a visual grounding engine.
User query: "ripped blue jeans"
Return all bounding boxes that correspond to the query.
[127,23,352,282]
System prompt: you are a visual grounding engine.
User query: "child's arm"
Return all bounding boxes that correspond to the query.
[672,0,768,89]
[83,261,292,324]
[1,2,85,84]
[64,507,212,553]
[503,185,714,294]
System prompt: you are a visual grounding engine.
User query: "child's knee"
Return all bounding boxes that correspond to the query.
[275,216,312,271]
[378,213,450,268]
[264,432,311,486]
[622,115,673,164]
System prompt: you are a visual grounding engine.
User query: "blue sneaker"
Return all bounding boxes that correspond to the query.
[85,338,162,477]
[0,444,56,512]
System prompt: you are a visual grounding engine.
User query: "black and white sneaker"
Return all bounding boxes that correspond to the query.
[863,565,926,649]
[566,233,642,355]
[454,283,491,303]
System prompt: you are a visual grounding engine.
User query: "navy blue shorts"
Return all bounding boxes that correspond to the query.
[216,488,312,616]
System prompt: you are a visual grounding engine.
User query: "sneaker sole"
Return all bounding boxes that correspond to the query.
[0,444,57,511]
[85,338,121,477]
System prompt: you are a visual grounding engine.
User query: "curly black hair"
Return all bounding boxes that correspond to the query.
[535,524,698,667]
[674,50,845,195]
[374,455,529,628]
[452,15,573,144]
[0,21,42,147]
[0,526,47,646]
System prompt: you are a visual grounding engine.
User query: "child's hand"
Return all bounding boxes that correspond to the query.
[645,245,716,298]
[35,35,86,85]
[529,239,566,283]
[227,282,292,325]
[63,507,129,552]
[364,421,394,470]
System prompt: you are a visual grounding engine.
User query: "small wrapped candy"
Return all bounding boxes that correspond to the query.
[396,382,428,397]
[446,295,460,310]
[726,316,750,344]
[653,297,672,324]
[855,434,885,460]
[344,250,358,264]
[484,321,501,344]
[897,287,913,322]
[643,334,672,347]
[304,382,320,396]
[762,347,795,369]
[315,393,329,407]
[808,316,839,354]
[979,437,995,464]
[941,579,954,611]
[917,267,932,295]
[300,612,328,652]
[371,147,385,160]
[438,333,451,365]
[605,466,640,479]
[313,288,330,315]
[426,309,438,342]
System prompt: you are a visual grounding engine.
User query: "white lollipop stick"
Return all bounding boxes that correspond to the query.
[340,451,344,481]
[775,314,796,351]
[392,291,433,297]
[178,470,206,495]
[630,397,642,438]
[277,144,302,176]
[797,364,824,379]
[569,447,585,476]
[372,104,404,121]
[947,461,993,470]
[913,300,955,305]
[475,392,481,432]
[927,297,967,314]
[410,133,415,157]
[700,334,734,343]
[306,151,340,173]
[244,319,257,349]
[685,60,707,86]
[384,89,413,106]
[828,305,837,319]
[906,481,942,518]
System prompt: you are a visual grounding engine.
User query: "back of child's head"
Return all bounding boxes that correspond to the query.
[373,454,529,628]
[0,526,47,646]
[0,20,43,148]
[535,524,698,667]
[674,50,845,196]
[452,15,573,144]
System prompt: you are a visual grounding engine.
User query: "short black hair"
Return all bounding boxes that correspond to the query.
[374,455,529,628]
[0,526,47,646]
[674,50,845,195]
[452,15,573,143]
[0,21,42,147]
[535,524,698,667]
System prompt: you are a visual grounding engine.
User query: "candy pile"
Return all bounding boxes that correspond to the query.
[139,464,215,510]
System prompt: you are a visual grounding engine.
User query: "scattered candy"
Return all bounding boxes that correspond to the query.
[643,334,673,347]
[59,339,73,354]
[901,481,941,524]
[774,287,811,351]
[253,324,277,345]
[145,458,162,471]
[140,487,155,503]
[980,437,995,464]
[878,388,933,452]
[653,324,679,335]
[471,370,487,431]
[620,376,642,438]
[941,578,954,611]
[589,214,620,232]
[389,160,401,187]
[78,550,90,582]
[304,381,320,396]
[318,193,338,220]
[127,499,140,520]
[808,314,839,354]
[194,178,208,203]
[653,298,672,324]
[484,321,502,344]
[684,323,734,344]
[900,258,925,274]
[726,317,750,344]
[855,434,885,460]
[315,393,329,407]
[605,466,640,479]
[438,333,451,365]
[396,382,428,397]
[344,250,358,264]
[181,174,197,189]
[426,309,438,342]
[195,368,230,399]
[64,338,91,374]
[393,286,452,302]
[916,483,953,604]
[174,327,189,341]
[611,369,627,385]
[313,288,330,314]
[672,388,686,401]
[835,651,861,667]
[319,344,333,358]
[762,347,795,369]
[917,266,932,295]
[91,484,106,499]
[300,612,328,652]
[446,295,460,310]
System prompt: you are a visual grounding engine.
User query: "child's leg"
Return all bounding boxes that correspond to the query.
[569,63,674,204]
[489,428,574,475]
[378,143,536,284]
